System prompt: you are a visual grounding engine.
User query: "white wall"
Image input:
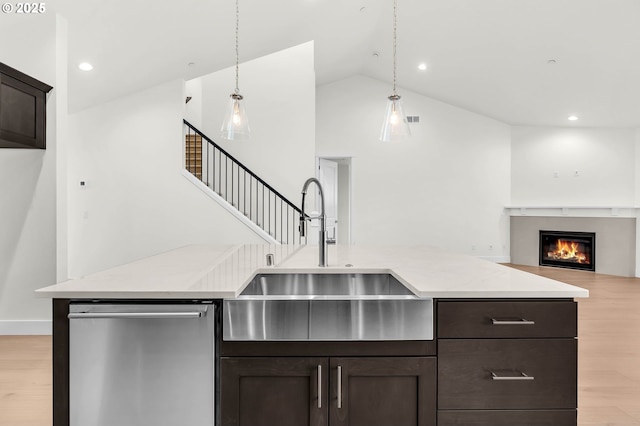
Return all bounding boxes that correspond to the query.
[0,13,63,332]
[184,78,202,127]
[316,76,512,260]
[511,127,636,206]
[191,42,316,205]
[56,15,70,284]
[67,79,266,278]
[635,129,640,205]
[66,42,317,277]
[510,127,640,276]
[636,129,640,276]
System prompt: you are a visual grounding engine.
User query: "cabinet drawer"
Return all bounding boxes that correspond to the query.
[437,301,576,338]
[438,339,576,410]
[438,410,576,425]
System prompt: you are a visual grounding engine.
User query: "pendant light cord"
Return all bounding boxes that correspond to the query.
[392,0,398,96]
[235,0,240,94]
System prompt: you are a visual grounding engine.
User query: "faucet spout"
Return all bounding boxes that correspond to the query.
[300,177,328,267]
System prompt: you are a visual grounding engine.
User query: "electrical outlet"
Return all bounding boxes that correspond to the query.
[574,170,580,177]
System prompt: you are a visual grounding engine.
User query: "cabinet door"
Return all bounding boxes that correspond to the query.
[220,357,328,426]
[330,357,436,426]
[0,72,48,149]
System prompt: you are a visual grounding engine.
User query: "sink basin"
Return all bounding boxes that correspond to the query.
[225,273,433,341]
[238,273,416,300]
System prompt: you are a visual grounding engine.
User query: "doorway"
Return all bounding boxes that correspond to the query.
[317,157,352,245]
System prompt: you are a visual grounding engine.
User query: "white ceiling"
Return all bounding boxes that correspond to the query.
[53,0,640,127]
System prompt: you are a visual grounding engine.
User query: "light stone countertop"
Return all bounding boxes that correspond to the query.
[35,244,589,299]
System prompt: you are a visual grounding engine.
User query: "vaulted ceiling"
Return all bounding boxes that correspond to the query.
[54,0,640,127]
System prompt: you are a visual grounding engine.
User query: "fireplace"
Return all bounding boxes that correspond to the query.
[539,230,596,272]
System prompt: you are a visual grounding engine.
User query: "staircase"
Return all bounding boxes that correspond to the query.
[183,120,304,245]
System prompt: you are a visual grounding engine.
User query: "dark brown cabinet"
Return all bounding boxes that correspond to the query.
[221,299,578,426]
[220,357,328,426]
[51,297,580,426]
[0,63,52,149]
[438,339,577,409]
[437,300,577,338]
[220,356,436,426]
[330,357,436,426]
[436,300,578,426]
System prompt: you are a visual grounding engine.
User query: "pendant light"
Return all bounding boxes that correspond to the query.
[380,0,411,142]
[221,0,250,140]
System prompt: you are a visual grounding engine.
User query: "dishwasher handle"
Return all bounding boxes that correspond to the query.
[68,310,207,320]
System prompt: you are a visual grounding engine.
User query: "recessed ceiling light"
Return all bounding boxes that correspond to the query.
[418,63,427,71]
[547,59,557,65]
[78,62,93,71]
[568,115,579,121]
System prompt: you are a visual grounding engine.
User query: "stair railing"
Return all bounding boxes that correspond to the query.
[184,119,305,245]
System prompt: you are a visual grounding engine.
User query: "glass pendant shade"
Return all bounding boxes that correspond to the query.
[221,93,250,140]
[379,94,411,142]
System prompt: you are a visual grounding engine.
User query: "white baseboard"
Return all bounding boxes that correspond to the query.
[0,320,52,335]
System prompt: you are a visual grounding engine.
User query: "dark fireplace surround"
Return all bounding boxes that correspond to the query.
[539,230,596,272]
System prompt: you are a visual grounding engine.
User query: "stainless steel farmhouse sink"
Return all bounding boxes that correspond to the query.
[223,273,433,341]
[237,273,417,300]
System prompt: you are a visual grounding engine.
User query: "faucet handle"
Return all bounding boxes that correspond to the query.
[299,216,307,237]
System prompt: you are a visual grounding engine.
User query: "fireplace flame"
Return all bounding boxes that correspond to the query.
[548,239,589,264]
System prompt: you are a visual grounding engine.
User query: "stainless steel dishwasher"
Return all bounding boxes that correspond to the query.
[68,302,215,426]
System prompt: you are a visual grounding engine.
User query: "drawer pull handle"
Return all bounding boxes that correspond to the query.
[317,365,322,409]
[490,371,535,381]
[491,318,535,325]
[337,365,343,409]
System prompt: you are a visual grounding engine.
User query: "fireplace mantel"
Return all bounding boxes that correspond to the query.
[505,206,639,218]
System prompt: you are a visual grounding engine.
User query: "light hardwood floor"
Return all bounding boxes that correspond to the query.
[0,335,52,426]
[509,265,640,426]
[0,266,639,425]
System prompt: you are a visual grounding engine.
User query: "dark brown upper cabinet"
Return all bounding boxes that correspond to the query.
[0,63,53,149]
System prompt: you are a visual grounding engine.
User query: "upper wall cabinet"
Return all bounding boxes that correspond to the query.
[0,63,53,149]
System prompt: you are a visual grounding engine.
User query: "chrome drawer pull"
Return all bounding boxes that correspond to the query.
[491,318,535,325]
[317,365,322,409]
[337,365,342,409]
[490,371,535,381]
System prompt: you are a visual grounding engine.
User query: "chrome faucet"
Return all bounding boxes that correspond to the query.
[300,177,328,267]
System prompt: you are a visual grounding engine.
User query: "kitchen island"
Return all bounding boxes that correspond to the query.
[37,244,588,426]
